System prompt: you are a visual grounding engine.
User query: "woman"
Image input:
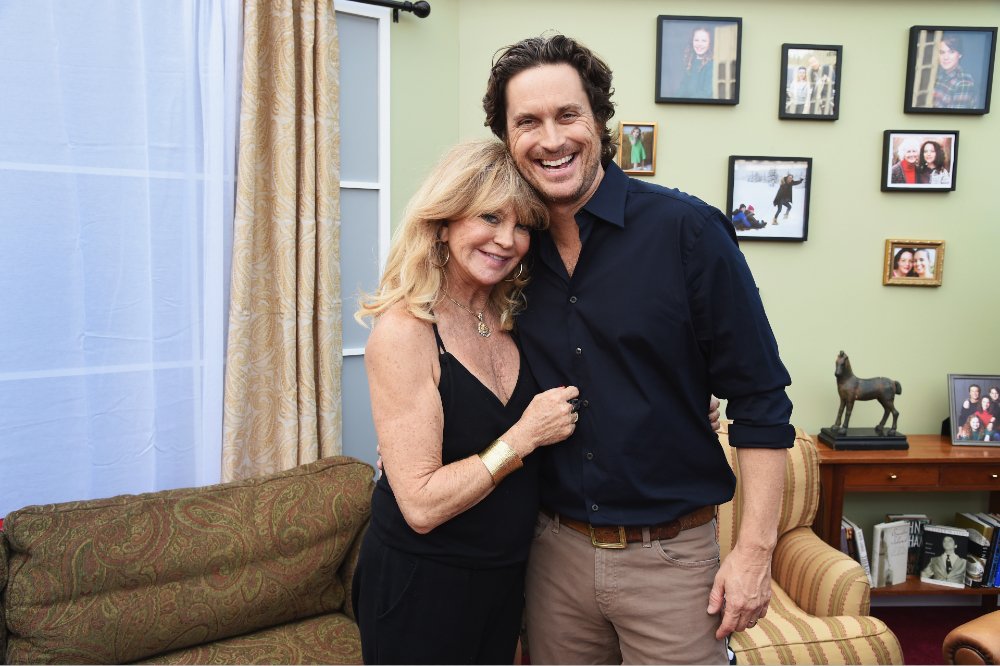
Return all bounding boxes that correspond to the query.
[677,26,714,98]
[788,66,811,114]
[891,247,916,278]
[351,139,579,664]
[912,248,935,279]
[933,33,977,109]
[772,174,804,224]
[920,140,951,186]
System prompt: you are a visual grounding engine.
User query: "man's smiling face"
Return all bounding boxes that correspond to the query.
[504,64,603,208]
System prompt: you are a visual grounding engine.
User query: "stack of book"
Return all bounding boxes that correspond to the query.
[840,512,1000,589]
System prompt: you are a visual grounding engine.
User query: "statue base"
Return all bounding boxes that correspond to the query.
[818,427,909,451]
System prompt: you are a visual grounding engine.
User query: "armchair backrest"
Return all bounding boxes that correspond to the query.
[717,423,820,559]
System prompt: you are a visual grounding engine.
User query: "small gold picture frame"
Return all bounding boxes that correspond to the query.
[616,122,657,176]
[883,239,945,287]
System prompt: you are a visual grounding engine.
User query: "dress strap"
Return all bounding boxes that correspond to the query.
[431,322,447,354]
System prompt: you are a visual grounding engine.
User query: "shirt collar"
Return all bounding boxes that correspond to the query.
[577,160,628,229]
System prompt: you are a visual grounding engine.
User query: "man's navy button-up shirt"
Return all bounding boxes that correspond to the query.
[517,162,794,527]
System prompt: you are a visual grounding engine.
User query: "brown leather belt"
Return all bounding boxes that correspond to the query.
[543,505,716,549]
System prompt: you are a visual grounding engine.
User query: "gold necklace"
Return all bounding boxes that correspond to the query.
[445,293,491,338]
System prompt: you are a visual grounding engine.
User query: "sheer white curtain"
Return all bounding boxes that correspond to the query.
[0,1,242,517]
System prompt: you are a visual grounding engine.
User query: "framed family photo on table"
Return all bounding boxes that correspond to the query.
[948,374,1000,445]
[726,156,811,242]
[656,15,741,105]
[616,122,657,175]
[905,26,997,115]
[779,44,842,120]
[882,239,944,287]
[881,130,958,192]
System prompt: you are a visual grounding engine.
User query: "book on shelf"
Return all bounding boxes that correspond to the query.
[886,513,930,576]
[840,518,858,562]
[980,513,1000,587]
[919,524,970,589]
[842,515,872,585]
[870,520,909,587]
[954,513,993,587]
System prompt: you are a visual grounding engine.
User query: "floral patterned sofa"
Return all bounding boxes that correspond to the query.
[717,424,904,665]
[0,456,373,664]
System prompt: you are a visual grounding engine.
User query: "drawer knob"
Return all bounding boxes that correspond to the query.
[993,474,998,480]
[889,473,898,480]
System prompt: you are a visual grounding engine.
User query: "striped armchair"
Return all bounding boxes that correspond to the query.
[717,424,904,664]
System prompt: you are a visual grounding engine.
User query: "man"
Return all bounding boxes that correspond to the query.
[932,33,977,110]
[920,535,966,584]
[483,35,793,664]
[958,384,982,426]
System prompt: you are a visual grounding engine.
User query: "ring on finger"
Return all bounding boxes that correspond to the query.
[748,620,757,627]
[572,412,579,424]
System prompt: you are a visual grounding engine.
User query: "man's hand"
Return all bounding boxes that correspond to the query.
[709,396,721,432]
[707,545,772,638]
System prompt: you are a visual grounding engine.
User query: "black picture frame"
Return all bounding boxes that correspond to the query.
[778,44,842,120]
[881,130,959,192]
[948,374,1000,445]
[904,26,997,115]
[726,156,811,242]
[656,15,742,105]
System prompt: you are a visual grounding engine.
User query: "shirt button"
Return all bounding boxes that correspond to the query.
[569,296,578,304]
[575,347,582,355]
[582,399,590,408]
[586,452,594,460]
[592,504,599,512]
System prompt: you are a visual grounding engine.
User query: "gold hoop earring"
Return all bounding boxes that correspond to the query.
[431,241,450,268]
[504,263,526,282]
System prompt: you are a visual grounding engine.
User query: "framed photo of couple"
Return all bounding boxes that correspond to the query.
[882,239,944,287]
[656,15,742,105]
[947,375,1000,445]
[881,130,958,192]
[778,44,842,120]
[904,26,997,115]
[616,122,657,175]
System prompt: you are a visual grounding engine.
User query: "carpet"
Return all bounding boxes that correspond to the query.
[870,604,989,665]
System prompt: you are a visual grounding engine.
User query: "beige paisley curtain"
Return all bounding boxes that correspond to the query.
[222,0,342,481]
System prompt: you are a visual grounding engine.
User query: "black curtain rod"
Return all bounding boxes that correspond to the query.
[351,0,430,22]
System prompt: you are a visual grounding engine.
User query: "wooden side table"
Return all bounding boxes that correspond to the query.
[814,433,1000,599]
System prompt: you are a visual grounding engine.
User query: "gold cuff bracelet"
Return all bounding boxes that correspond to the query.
[478,439,523,485]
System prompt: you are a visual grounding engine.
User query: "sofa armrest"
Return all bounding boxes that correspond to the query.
[943,611,1000,665]
[771,526,871,618]
[339,520,369,622]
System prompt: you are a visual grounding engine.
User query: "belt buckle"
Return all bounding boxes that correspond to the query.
[589,525,627,549]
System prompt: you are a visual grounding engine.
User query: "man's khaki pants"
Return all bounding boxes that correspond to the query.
[524,512,728,665]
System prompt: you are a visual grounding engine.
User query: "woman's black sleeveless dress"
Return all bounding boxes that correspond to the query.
[352,323,541,665]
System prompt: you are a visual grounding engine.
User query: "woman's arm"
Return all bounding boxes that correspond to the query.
[368,308,578,534]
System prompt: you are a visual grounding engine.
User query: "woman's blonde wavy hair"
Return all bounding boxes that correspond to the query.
[355,139,548,331]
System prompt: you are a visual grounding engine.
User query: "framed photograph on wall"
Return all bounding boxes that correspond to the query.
[779,44,842,120]
[616,122,657,175]
[882,239,945,287]
[905,26,997,115]
[726,156,811,242]
[881,130,958,192]
[656,15,742,105]
[948,374,1000,445]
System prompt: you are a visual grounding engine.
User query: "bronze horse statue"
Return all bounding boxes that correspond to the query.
[832,351,901,435]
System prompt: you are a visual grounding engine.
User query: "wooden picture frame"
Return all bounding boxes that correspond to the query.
[656,15,742,105]
[779,44,842,120]
[905,26,997,115]
[881,130,958,192]
[616,122,657,175]
[726,156,811,242]
[948,374,1000,445]
[882,239,945,287]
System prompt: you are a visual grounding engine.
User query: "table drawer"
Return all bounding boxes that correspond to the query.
[849,465,939,487]
[941,465,1000,486]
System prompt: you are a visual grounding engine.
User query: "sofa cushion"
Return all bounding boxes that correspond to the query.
[3,456,373,664]
[138,613,361,665]
[730,583,904,665]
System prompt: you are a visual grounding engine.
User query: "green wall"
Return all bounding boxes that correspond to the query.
[391,0,1000,535]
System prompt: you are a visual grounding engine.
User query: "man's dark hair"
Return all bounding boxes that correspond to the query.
[483,34,617,165]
